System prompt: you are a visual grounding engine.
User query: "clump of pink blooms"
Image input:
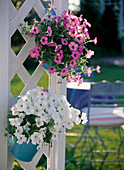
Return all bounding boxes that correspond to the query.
[22,4,100,85]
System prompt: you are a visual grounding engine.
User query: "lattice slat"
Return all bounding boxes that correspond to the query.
[20,66,47,95]
[9,39,34,80]
[34,0,47,18]
[9,0,17,21]
[17,65,31,84]
[9,48,16,64]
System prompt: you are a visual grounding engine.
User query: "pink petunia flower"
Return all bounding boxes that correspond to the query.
[71,51,80,60]
[79,14,83,22]
[75,74,83,86]
[60,68,69,77]
[75,34,84,44]
[70,14,78,26]
[61,38,68,45]
[49,15,56,22]
[29,34,36,38]
[55,44,62,52]
[69,42,78,51]
[69,27,78,37]
[96,65,101,73]
[62,11,70,24]
[77,78,83,86]
[41,17,46,22]
[94,37,97,45]
[29,48,39,58]
[47,42,57,47]
[56,16,61,25]
[84,19,91,27]
[30,26,39,34]
[58,50,63,59]
[66,23,73,31]
[85,32,90,40]
[47,26,52,37]
[54,55,62,63]
[87,67,92,77]
[34,45,42,50]
[70,60,77,68]
[78,44,84,53]
[67,75,76,83]
[39,60,44,66]
[67,76,71,83]
[48,66,56,74]
[40,36,48,45]
[86,50,94,59]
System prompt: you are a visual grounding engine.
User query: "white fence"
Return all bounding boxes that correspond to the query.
[0,0,68,169]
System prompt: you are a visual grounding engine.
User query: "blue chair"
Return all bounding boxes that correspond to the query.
[76,81,124,168]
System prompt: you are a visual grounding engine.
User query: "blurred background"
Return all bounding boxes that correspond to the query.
[11,0,124,169]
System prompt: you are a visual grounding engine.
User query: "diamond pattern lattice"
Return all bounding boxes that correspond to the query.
[11,29,26,55]
[11,0,26,11]
[36,154,47,169]
[37,71,49,89]
[10,73,25,97]
[24,7,41,25]
[13,160,23,170]
[23,55,39,76]
[9,0,52,168]
[9,0,66,169]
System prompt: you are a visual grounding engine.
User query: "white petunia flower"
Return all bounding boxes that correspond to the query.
[51,110,60,120]
[39,127,46,138]
[39,110,49,122]
[51,132,58,141]
[23,122,31,132]
[17,134,27,144]
[19,113,25,121]
[54,122,62,132]
[9,118,21,127]
[14,126,23,137]
[65,120,74,129]
[33,106,41,116]
[15,99,26,112]
[30,132,42,145]
[21,94,31,102]
[81,112,88,124]
[57,105,66,116]
[36,100,47,111]
[37,90,48,100]
[10,106,19,116]
[23,102,34,115]
[49,96,59,107]
[74,117,81,125]
[59,95,71,107]
[35,117,44,127]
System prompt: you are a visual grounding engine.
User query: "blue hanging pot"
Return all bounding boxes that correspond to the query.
[12,141,38,162]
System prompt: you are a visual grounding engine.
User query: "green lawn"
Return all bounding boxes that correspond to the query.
[11,62,124,170]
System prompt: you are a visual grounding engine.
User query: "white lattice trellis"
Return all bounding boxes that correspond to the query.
[0,0,68,169]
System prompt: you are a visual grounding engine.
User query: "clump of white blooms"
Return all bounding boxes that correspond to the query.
[6,86,87,149]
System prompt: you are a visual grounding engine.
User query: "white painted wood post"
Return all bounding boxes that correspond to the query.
[0,0,9,169]
[49,1,68,170]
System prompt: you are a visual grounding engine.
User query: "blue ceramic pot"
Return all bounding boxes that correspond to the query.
[12,141,38,162]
